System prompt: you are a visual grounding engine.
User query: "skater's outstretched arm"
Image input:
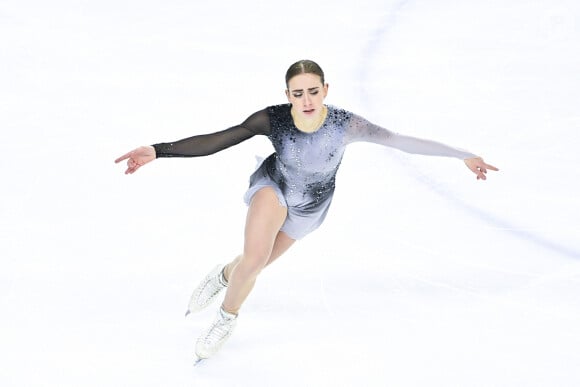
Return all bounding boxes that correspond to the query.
[344,113,499,180]
[114,109,271,175]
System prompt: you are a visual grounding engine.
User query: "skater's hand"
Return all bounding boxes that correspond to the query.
[115,146,156,174]
[464,157,499,180]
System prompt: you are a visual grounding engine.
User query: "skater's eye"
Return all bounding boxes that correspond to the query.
[291,87,320,98]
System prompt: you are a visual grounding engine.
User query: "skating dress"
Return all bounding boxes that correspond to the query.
[153,104,476,239]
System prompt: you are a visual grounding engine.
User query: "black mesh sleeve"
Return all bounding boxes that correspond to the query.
[152,109,271,158]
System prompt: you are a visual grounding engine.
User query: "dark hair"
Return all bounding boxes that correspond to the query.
[285,59,325,88]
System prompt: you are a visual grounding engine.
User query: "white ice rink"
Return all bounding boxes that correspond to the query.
[1,0,580,386]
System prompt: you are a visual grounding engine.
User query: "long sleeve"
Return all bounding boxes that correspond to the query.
[152,109,271,158]
[344,113,477,159]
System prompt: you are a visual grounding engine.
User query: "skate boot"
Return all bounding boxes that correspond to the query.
[195,307,238,359]
[185,265,228,316]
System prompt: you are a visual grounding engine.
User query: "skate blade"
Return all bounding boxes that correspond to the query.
[193,357,205,367]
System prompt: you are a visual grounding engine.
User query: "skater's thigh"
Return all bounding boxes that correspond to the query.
[243,187,288,260]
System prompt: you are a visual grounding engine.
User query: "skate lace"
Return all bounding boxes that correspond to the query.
[194,270,226,306]
[200,277,222,299]
[202,314,236,345]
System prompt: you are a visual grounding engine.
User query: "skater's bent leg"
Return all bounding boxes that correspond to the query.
[221,188,287,314]
[264,231,295,267]
[223,231,295,282]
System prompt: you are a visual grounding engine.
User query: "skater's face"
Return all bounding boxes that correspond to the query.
[286,73,328,121]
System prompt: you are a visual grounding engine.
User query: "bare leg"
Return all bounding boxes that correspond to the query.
[264,231,295,267]
[221,188,291,314]
[223,231,295,281]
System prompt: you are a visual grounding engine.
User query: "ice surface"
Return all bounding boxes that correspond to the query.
[1,0,579,386]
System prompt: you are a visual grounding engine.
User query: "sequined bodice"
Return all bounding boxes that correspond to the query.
[263,105,350,206]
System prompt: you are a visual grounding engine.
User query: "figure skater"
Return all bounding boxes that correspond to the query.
[115,59,499,361]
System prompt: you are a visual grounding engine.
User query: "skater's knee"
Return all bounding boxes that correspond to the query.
[236,252,269,278]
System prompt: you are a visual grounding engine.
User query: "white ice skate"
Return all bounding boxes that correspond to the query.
[185,265,228,316]
[195,307,238,362]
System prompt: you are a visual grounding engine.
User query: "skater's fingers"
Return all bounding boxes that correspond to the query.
[125,162,143,175]
[115,151,133,164]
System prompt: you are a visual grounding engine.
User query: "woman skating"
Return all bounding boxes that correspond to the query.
[115,59,498,361]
